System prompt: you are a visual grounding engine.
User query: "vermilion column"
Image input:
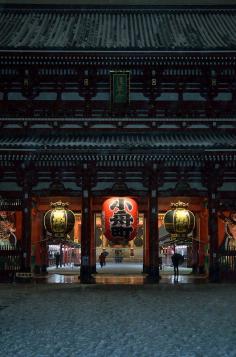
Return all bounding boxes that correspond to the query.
[199,208,208,273]
[203,165,222,282]
[143,211,149,274]
[90,209,97,274]
[147,165,160,282]
[21,177,32,272]
[208,187,219,282]
[80,165,94,283]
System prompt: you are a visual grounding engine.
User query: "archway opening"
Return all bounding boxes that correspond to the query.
[94,211,145,283]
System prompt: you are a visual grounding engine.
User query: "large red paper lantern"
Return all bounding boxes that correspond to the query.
[102,197,138,244]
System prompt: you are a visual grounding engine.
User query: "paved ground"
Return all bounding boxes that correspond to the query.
[44,262,205,284]
[0,282,236,357]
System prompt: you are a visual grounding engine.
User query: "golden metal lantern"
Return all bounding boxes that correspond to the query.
[164,201,195,242]
[44,201,75,239]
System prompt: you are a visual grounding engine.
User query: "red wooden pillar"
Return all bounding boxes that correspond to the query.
[146,165,160,282]
[80,165,94,283]
[192,238,199,273]
[90,209,97,274]
[31,207,41,274]
[143,210,149,274]
[208,188,219,282]
[206,166,221,282]
[202,165,223,281]
[21,176,32,272]
[199,208,208,273]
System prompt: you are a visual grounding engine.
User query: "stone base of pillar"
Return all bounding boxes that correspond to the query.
[20,266,31,273]
[146,266,160,283]
[80,274,95,284]
[198,265,205,274]
[41,265,48,275]
[33,265,41,274]
[209,264,220,283]
[143,264,150,274]
[31,265,47,275]
[91,265,97,274]
[80,266,95,284]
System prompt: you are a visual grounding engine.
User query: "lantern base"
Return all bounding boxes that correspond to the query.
[110,238,130,246]
[170,234,193,245]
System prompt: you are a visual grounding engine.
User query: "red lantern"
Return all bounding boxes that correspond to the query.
[102,197,138,244]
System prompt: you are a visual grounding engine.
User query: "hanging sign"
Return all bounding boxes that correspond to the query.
[110,71,130,105]
[102,197,138,244]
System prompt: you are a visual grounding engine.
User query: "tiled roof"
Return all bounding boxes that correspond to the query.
[0,7,236,51]
[0,131,235,151]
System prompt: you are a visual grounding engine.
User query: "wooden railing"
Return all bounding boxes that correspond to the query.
[0,245,22,282]
[218,250,236,281]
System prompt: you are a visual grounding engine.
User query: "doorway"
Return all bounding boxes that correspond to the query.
[94,212,145,280]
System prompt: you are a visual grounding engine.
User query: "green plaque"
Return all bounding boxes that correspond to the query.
[111,71,130,105]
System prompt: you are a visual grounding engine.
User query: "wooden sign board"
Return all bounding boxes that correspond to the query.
[110,71,130,106]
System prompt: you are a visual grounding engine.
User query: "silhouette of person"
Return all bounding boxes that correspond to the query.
[55,252,60,268]
[171,253,184,279]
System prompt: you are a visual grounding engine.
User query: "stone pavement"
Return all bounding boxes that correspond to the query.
[0,283,236,357]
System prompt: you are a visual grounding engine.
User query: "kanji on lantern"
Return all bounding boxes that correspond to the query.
[102,197,138,244]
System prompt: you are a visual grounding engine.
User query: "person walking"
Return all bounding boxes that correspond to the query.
[102,252,107,266]
[171,252,184,280]
[99,253,105,268]
[55,252,60,268]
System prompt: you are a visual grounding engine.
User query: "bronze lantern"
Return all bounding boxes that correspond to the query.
[164,201,195,243]
[44,201,75,239]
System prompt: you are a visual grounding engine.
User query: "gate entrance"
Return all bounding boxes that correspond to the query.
[94,212,145,283]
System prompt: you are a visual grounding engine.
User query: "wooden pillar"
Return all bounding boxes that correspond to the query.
[21,176,32,272]
[143,211,149,273]
[80,165,94,283]
[206,164,223,282]
[199,208,209,274]
[192,238,199,274]
[202,164,223,281]
[146,164,160,282]
[90,210,97,274]
[208,184,219,282]
[31,208,42,274]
